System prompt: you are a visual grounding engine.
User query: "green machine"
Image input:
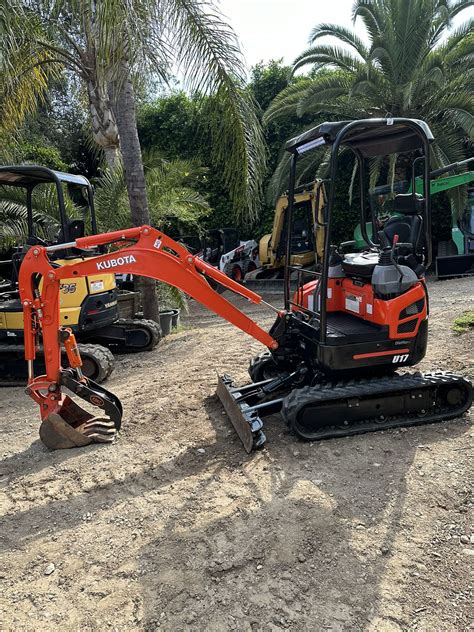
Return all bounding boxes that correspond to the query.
[353,158,474,277]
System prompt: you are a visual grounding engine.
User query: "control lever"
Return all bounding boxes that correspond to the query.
[377,231,404,280]
[389,234,405,280]
[377,230,391,250]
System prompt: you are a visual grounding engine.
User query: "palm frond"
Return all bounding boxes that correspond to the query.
[0,198,59,249]
[263,79,313,124]
[293,45,364,73]
[162,0,267,221]
[352,0,384,41]
[309,23,369,59]
[94,155,210,231]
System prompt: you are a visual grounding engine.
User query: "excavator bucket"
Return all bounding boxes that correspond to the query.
[35,371,123,450]
[39,396,117,450]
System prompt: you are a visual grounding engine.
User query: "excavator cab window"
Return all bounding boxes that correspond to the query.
[278,200,315,259]
[291,201,314,253]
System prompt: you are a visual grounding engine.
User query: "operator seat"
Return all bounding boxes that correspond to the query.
[341,194,424,279]
[56,219,85,244]
[382,193,424,250]
[55,219,86,258]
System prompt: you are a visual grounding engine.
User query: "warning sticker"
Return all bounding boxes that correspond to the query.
[345,294,361,313]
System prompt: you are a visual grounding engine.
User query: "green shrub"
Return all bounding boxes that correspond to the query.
[452,310,474,335]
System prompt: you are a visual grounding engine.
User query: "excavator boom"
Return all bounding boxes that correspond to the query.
[19,225,278,449]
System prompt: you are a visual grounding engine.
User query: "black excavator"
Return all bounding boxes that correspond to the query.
[0,165,159,384]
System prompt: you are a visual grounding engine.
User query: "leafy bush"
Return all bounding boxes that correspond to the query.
[13,142,68,171]
[452,310,474,335]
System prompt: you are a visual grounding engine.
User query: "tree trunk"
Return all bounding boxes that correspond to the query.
[103,145,120,171]
[87,80,120,171]
[110,64,160,324]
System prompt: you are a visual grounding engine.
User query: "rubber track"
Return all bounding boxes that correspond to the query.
[113,318,161,352]
[77,343,115,383]
[282,371,473,441]
[0,343,115,386]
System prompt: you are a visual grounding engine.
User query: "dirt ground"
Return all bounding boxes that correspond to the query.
[1,277,473,631]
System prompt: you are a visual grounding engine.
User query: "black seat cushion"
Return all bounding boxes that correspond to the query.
[392,193,424,215]
[383,214,422,250]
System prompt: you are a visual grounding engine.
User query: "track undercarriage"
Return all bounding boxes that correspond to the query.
[217,368,472,453]
[80,318,161,353]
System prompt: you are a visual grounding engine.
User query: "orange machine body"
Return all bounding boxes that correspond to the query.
[293,276,428,341]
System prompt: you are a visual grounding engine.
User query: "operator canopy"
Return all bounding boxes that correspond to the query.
[0,165,90,188]
[285,118,434,157]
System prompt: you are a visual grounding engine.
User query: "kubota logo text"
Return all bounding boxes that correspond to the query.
[96,254,137,270]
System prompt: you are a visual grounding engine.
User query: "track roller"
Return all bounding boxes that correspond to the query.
[283,371,473,441]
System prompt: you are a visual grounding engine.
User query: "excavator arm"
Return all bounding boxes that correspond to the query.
[18,225,278,449]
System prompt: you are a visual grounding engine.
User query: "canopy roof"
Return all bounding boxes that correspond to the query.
[285,118,434,157]
[0,165,90,188]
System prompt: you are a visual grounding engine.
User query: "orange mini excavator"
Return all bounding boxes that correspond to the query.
[18,118,472,450]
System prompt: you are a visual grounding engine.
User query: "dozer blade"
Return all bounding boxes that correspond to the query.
[217,374,269,453]
[38,371,123,450]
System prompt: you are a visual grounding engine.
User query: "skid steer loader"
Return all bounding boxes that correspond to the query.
[0,166,160,384]
[17,119,472,450]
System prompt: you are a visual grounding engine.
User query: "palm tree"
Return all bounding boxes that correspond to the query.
[1,3,120,168]
[265,0,473,198]
[94,153,210,234]
[2,0,267,320]
[95,153,209,312]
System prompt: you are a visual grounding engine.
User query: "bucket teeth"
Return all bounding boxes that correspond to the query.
[79,418,117,443]
[40,413,117,450]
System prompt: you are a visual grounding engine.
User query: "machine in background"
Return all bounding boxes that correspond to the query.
[245,180,326,283]
[352,158,474,278]
[0,166,159,384]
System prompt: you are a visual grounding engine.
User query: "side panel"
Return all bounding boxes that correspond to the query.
[318,320,428,371]
[293,278,427,341]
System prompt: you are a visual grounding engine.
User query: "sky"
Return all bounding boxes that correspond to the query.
[218,0,361,68]
[218,0,471,70]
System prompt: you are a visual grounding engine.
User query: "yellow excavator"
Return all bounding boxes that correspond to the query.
[0,165,160,384]
[245,180,326,281]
